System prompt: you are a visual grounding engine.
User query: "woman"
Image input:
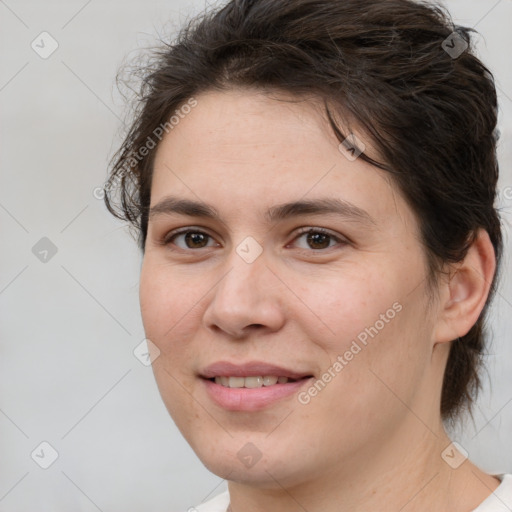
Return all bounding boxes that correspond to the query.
[104,0,511,510]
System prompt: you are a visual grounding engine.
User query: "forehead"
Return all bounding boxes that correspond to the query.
[150,88,413,233]
[155,88,335,169]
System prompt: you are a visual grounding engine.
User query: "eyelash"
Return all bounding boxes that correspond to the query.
[159,226,348,253]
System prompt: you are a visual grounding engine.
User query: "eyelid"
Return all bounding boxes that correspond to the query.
[289,226,349,249]
[160,226,218,247]
[293,226,346,240]
[160,225,349,252]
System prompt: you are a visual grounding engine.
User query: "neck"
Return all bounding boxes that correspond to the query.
[226,418,500,512]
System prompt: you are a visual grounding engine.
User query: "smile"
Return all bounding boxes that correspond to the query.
[212,376,296,388]
[202,375,313,411]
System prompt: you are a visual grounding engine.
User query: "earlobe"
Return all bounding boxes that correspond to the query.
[434,229,496,344]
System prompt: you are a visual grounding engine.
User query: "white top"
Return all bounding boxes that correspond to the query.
[472,474,512,512]
[186,474,512,512]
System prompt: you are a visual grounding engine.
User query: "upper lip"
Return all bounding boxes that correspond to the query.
[200,361,313,380]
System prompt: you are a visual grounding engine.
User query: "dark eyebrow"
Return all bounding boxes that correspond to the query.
[149,196,221,220]
[266,197,375,225]
[148,195,375,226]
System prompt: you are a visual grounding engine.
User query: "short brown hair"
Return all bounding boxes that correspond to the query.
[104,0,503,426]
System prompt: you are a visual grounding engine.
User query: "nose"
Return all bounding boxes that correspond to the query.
[202,245,286,339]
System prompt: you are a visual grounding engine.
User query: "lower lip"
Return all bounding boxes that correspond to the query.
[201,377,313,411]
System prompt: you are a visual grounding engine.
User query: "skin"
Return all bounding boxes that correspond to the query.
[139,88,500,512]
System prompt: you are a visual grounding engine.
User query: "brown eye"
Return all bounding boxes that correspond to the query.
[292,228,347,251]
[305,231,331,249]
[182,232,209,248]
[164,230,216,250]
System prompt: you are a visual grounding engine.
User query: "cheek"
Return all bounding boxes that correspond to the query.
[139,259,197,343]
[295,259,432,403]
[139,259,214,398]
[293,264,402,351]
[311,289,432,430]
[139,262,203,424]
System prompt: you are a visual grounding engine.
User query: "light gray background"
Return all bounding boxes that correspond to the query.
[1,1,511,511]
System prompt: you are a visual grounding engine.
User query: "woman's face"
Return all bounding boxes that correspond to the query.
[139,88,445,487]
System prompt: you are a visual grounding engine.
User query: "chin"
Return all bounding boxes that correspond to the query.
[196,442,312,490]
[204,460,290,488]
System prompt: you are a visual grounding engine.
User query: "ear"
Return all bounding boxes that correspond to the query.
[434,228,496,344]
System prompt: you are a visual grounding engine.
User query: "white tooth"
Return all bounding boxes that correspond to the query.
[215,376,290,388]
[228,377,245,388]
[244,376,264,388]
[263,376,279,386]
